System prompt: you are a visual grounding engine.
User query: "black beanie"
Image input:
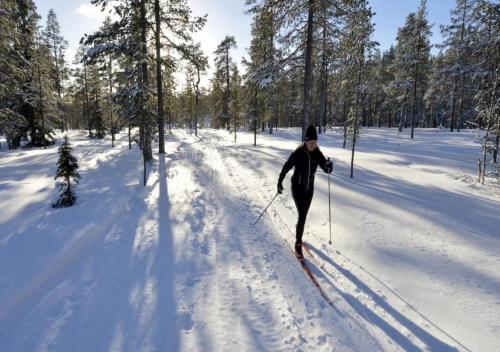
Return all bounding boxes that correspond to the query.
[304,125,318,141]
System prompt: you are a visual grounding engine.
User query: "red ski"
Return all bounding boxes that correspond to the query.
[287,242,334,307]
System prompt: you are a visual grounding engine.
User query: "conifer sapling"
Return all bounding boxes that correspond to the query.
[53,135,81,207]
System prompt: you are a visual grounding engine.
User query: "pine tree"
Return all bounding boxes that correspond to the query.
[380,47,398,128]
[31,30,58,147]
[424,54,453,128]
[470,0,499,183]
[340,0,375,178]
[214,36,237,130]
[85,0,154,185]
[246,0,281,134]
[186,43,209,137]
[162,57,177,132]
[53,136,81,208]
[42,9,68,132]
[71,45,93,137]
[0,0,57,149]
[152,0,206,153]
[0,0,27,148]
[180,71,195,130]
[87,63,106,139]
[393,0,432,138]
[229,64,242,142]
[441,0,477,132]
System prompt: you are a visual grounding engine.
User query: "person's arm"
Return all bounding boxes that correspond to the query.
[277,151,296,193]
[317,149,332,174]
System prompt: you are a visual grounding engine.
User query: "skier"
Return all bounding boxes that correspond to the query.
[277,125,332,259]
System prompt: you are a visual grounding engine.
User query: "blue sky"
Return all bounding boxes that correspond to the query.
[35,0,456,86]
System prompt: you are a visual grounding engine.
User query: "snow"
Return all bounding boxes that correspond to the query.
[0,127,499,351]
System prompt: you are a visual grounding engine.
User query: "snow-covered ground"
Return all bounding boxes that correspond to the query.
[0,127,498,351]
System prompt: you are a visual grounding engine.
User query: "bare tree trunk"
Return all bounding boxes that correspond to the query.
[342,100,347,149]
[108,57,115,147]
[351,49,364,179]
[254,86,258,146]
[302,0,315,141]
[128,124,132,149]
[195,68,200,137]
[84,64,92,138]
[494,126,499,163]
[494,112,499,163]
[154,0,165,153]
[482,68,498,183]
[52,34,65,132]
[318,0,327,135]
[411,61,419,139]
[225,47,230,131]
[398,106,403,133]
[450,0,468,132]
[140,0,152,185]
[37,56,46,149]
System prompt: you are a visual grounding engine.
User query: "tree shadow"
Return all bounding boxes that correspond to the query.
[304,244,461,352]
[331,159,499,245]
[152,154,177,350]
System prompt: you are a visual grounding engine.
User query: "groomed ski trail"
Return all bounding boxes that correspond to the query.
[199,129,463,352]
[172,129,384,351]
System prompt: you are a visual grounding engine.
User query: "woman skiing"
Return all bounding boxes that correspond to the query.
[277,125,332,259]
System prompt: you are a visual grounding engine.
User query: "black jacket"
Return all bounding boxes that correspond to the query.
[278,144,329,191]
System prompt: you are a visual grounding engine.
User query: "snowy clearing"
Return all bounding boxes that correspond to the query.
[0,128,499,352]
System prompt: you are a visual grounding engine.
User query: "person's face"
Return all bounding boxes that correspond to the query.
[306,140,317,152]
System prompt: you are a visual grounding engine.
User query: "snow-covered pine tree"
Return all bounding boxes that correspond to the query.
[87,63,106,139]
[151,0,206,153]
[268,0,316,140]
[42,9,69,132]
[312,0,344,134]
[379,47,398,128]
[84,0,155,185]
[0,0,29,149]
[440,0,477,132]
[71,45,94,137]
[209,63,226,129]
[31,30,58,148]
[243,1,274,144]
[186,43,209,137]
[53,135,81,208]
[213,36,237,131]
[162,57,177,132]
[104,50,117,147]
[362,48,384,128]
[180,71,195,131]
[0,0,58,149]
[470,0,499,183]
[246,0,282,135]
[339,0,375,178]
[229,64,242,142]
[424,53,452,128]
[392,0,432,138]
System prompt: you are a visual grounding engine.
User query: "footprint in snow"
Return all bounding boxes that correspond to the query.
[200,243,209,255]
[177,311,195,331]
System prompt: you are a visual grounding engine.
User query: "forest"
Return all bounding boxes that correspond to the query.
[0,0,499,182]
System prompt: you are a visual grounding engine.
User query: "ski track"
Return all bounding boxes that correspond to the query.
[200,129,467,352]
[171,131,325,351]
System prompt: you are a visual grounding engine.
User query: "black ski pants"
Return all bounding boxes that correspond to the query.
[291,184,314,244]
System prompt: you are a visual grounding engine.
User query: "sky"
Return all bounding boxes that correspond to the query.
[34,0,456,88]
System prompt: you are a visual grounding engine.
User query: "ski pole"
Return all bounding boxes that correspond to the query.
[328,158,332,245]
[254,192,279,225]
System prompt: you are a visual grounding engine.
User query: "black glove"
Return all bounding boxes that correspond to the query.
[277,181,284,194]
[325,160,333,174]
